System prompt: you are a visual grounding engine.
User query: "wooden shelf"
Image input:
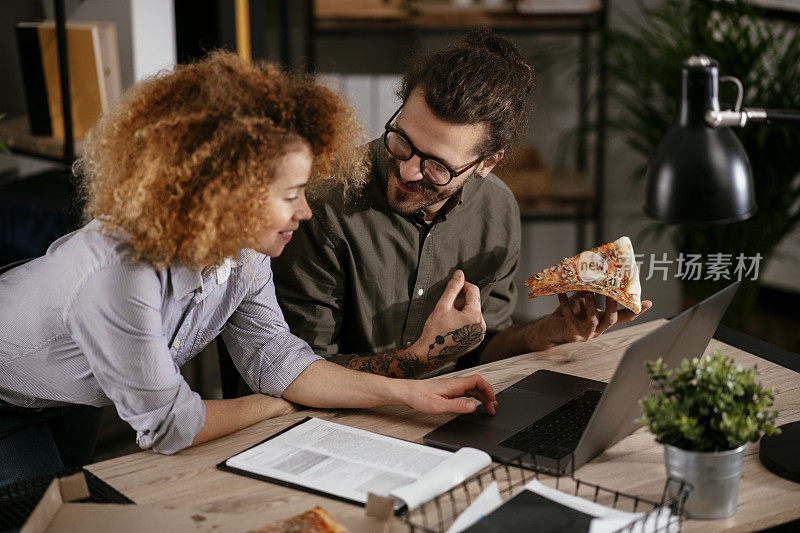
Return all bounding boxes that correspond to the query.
[314,0,603,33]
[0,115,80,163]
[492,143,594,213]
[497,169,594,207]
[512,181,595,221]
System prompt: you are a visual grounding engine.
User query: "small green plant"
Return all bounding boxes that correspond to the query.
[0,113,9,154]
[639,351,780,452]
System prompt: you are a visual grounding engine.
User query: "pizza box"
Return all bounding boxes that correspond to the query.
[21,474,396,533]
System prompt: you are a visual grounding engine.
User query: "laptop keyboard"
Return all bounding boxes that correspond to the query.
[499,388,603,460]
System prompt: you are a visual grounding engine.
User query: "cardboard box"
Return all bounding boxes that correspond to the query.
[21,473,278,532]
[21,474,396,533]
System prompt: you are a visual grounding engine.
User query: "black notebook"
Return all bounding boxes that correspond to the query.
[465,489,593,533]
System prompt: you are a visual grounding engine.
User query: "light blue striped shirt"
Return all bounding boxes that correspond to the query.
[0,220,321,454]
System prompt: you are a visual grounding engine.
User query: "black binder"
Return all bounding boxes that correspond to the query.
[216,417,408,513]
[465,489,593,533]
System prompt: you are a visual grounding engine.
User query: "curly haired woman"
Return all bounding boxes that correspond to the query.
[0,51,496,487]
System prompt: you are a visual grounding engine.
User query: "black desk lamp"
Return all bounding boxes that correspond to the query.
[645,55,800,483]
[645,55,800,225]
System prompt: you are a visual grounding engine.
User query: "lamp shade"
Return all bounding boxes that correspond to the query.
[644,56,757,224]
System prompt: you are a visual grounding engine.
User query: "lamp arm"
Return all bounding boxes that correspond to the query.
[706,108,800,128]
[762,109,800,123]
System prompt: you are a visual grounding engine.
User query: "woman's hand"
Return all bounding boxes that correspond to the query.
[398,374,497,415]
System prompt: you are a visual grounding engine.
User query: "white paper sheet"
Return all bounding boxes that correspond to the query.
[444,481,503,533]
[522,480,679,533]
[225,418,490,510]
[390,447,492,511]
[446,478,678,533]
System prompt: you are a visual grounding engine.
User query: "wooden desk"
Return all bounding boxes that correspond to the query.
[86,320,800,532]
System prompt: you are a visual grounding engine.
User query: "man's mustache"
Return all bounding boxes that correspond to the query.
[387,159,436,194]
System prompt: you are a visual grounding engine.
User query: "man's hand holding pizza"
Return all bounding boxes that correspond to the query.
[527,292,653,351]
[480,292,652,362]
[481,236,654,363]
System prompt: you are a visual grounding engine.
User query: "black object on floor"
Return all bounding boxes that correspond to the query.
[756,517,800,532]
[0,468,133,533]
[0,168,75,265]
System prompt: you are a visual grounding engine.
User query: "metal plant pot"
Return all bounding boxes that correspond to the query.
[664,443,747,519]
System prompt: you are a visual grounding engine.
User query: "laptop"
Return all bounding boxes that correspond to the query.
[424,281,740,475]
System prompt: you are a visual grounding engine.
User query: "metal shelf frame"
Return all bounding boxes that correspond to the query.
[5,0,76,165]
[288,0,608,249]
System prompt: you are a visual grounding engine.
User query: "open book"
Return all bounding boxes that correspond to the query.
[218,417,492,512]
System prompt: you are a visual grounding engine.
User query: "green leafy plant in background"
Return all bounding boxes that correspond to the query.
[0,113,9,154]
[576,0,800,329]
[639,351,780,452]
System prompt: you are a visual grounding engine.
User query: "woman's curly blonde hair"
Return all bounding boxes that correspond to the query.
[76,50,367,270]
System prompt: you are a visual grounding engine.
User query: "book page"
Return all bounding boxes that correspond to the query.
[390,447,491,510]
[225,418,488,509]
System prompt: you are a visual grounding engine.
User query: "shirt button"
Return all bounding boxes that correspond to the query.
[172,339,181,348]
[417,288,424,296]
[406,341,412,346]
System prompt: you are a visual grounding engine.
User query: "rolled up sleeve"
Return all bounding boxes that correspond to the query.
[65,264,205,454]
[222,256,322,397]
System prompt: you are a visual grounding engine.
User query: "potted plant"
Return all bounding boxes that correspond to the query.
[0,113,9,153]
[638,351,780,519]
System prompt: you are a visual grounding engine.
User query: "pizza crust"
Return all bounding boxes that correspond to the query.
[251,506,348,533]
[525,236,642,314]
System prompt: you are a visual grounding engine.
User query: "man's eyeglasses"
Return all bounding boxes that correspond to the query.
[383,106,484,186]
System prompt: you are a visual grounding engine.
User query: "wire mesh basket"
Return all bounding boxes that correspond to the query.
[399,451,691,533]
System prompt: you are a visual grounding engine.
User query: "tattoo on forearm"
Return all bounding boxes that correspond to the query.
[433,324,485,359]
[345,322,484,378]
[346,354,393,376]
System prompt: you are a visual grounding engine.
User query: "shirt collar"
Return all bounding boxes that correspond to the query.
[214,258,232,284]
[169,266,203,300]
[436,185,466,221]
[169,257,235,300]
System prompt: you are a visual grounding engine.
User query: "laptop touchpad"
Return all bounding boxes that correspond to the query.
[462,388,567,432]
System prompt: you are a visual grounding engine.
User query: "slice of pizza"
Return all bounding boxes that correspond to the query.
[251,506,348,533]
[525,236,642,314]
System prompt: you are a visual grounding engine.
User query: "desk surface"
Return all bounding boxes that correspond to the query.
[86,320,800,532]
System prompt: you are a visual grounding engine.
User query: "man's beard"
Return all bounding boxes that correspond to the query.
[386,158,451,214]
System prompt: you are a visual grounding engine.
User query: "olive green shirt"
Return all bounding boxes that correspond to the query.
[272,139,521,368]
